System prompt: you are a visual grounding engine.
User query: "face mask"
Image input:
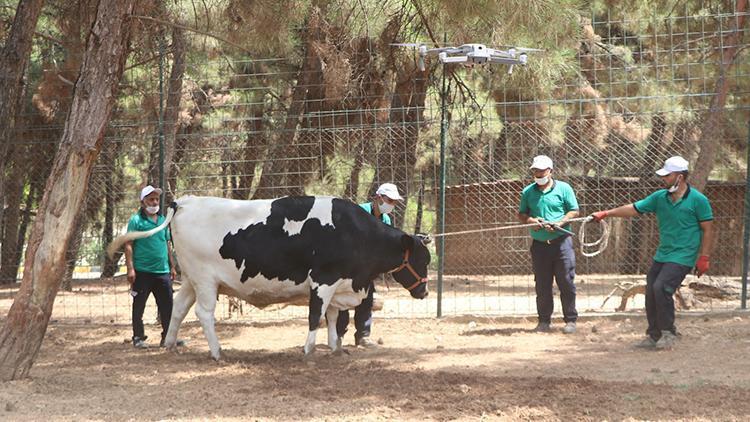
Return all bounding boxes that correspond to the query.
[668,175,682,193]
[145,205,159,215]
[378,201,395,214]
[534,176,549,186]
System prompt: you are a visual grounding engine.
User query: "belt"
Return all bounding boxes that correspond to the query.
[533,235,569,245]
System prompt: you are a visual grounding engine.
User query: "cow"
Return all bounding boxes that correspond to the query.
[108,195,430,359]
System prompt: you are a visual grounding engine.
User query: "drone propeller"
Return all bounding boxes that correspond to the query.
[498,46,544,53]
[390,42,424,48]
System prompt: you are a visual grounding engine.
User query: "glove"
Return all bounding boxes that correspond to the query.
[591,210,609,222]
[695,255,709,277]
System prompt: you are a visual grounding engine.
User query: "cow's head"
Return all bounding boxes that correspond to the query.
[391,234,431,299]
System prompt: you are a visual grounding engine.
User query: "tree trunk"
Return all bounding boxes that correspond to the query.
[414,172,425,234]
[691,0,747,190]
[233,107,266,199]
[251,68,312,199]
[0,0,135,381]
[101,139,124,278]
[0,146,26,284]
[0,0,46,238]
[252,9,325,200]
[162,26,186,202]
[640,113,667,177]
[14,184,36,276]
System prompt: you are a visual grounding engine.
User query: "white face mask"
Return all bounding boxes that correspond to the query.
[145,205,159,215]
[534,176,549,186]
[378,201,395,214]
[668,175,682,193]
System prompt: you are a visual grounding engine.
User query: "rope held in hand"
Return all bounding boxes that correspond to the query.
[430,216,610,257]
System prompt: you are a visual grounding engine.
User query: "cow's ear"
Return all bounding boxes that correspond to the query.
[401,234,414,251]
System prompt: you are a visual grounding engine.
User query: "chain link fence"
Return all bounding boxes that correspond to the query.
[1,6,748,324]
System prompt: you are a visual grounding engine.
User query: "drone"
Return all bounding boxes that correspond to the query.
[391,42,543,73]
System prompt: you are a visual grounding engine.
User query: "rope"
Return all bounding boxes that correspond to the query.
[430,216,610,257]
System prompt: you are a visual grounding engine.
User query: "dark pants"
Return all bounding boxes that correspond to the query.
[531,236,577,323]
[132,271,173,341]
[645,261,692,340]
[336,283,374,341]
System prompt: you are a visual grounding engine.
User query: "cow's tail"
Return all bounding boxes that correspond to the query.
[106,202,178,259]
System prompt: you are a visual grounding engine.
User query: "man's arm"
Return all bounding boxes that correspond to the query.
[694,220,714,277]
[591,204,640,221]
[518,212,545,230]
[699,220,714,257]
[124,241,135,286]
[559,210,580,225]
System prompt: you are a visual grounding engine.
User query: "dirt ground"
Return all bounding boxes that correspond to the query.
[1,311,749,421]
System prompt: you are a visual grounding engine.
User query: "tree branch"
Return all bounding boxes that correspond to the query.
[129,15,254,55]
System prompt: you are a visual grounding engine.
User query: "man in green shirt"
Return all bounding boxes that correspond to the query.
[591,156,714,350]
[518,155,580,334]
[336,183,402,348]
[125,185,178,349]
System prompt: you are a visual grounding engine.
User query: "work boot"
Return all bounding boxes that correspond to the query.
[534,322,552,333]
[562,322,576,334]
[655,331,676,350]
[355,337,378,348]
[634,336,657,349]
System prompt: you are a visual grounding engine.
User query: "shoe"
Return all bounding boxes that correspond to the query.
[160,338,186,348]
[655,331,676,350]
[634,336,657,349]
[355,337,378,348]
[562,322,576,334]
[133,336,148,349]
[534,322,552,333]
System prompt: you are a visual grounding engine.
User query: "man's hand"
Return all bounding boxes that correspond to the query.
[590,210,609,222]
[695,255,710,277]
[127,268,135,286]
[527,217,546,231]
[170,267,177,281]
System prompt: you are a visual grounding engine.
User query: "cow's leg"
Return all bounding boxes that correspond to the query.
[164,278,196,350]
[304,286,333,355]
[193,283,222,360]
[325,306,342,352]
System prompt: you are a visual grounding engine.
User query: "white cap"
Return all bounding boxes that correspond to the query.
[655,156,689,176]
[530,155,553,170]
[375,183,403,200]
[139,185,163,201]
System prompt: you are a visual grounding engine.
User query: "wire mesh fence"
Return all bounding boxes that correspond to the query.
[1,5,748,325]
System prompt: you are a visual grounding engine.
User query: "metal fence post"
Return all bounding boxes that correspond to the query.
[741,119,750,309]
[158,34,166,210]
[437,33,448,318]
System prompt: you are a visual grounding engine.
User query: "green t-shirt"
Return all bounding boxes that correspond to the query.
[359,202,392,226]
[633,186,713,267]
[127,210,171,274]
[519,180,579,242]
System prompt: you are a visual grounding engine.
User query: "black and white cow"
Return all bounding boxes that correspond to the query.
[108,195,430,359]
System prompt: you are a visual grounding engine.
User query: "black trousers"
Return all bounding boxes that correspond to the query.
[131,271,173,341]
[336,283,374,341]
[645,261,692,340]
[530,236,577,324]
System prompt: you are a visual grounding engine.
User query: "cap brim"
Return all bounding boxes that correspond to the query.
[383,193,403,200]
[655,168,670,176]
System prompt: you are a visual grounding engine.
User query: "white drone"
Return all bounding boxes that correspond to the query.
[391,42,542,73]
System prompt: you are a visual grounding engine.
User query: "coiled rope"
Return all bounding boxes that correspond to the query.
[431,216,610,257]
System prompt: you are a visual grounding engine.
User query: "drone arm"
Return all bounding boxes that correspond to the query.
[439,52,469,64]
[488,57,523,66]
